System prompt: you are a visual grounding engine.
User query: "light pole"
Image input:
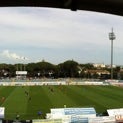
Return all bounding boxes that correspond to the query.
[109,28,116,79]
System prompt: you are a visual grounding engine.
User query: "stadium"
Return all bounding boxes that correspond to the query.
[0,0,123,123]
[0,79,122,123]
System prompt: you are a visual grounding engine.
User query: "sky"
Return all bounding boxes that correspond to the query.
[0,7,123,65]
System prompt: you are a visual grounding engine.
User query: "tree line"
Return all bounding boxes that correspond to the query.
[0,60,121,79]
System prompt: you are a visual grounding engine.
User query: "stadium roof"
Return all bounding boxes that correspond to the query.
[0,0,123,16]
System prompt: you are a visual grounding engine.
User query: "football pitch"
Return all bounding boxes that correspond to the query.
[0,85,123,120]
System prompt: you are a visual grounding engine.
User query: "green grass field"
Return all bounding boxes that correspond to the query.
[0,85,123,120]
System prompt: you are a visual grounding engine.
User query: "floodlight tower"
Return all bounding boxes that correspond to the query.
[109,28,116,79]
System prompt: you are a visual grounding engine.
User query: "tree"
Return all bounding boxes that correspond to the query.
[58,60,79,77]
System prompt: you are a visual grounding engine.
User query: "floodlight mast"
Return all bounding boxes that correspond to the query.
[109,28,116,80]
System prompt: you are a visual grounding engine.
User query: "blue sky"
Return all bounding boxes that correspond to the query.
[0,7,123,65]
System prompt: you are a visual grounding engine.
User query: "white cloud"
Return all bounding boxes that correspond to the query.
[1,50,29,61]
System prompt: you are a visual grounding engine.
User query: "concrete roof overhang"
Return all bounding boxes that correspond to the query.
[0,0,123,16]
